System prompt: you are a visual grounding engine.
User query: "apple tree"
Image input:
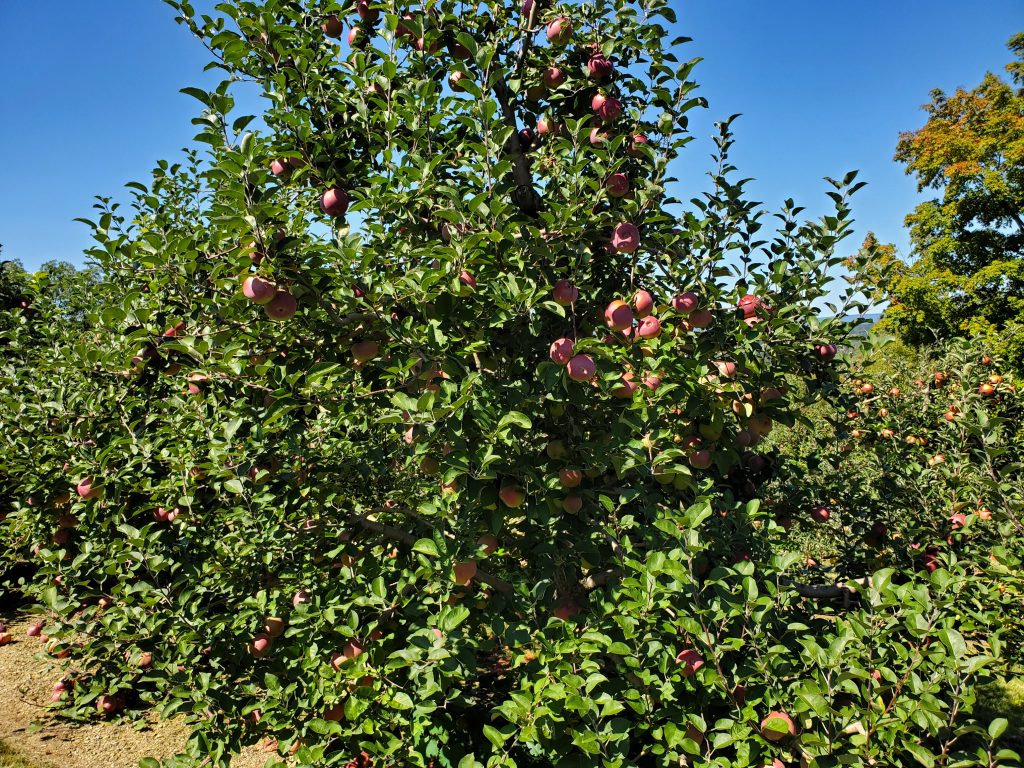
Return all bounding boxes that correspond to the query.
[1,1,1020,767]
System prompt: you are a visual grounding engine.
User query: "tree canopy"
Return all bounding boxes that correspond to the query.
[867,34,1024,364]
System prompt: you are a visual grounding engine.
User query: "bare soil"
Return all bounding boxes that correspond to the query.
[0,612,268,768]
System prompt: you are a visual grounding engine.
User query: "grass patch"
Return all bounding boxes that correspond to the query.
[0,741,45,768]
[978,675,1024,753]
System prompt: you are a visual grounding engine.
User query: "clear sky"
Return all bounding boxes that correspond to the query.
[0,1,1020,271]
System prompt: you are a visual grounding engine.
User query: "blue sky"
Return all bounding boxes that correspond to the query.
[0,1,1020,271]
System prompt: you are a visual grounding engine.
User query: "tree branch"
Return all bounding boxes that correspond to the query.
[491,75,540,215]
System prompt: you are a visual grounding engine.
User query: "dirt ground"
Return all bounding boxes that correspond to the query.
[0,612,268,768]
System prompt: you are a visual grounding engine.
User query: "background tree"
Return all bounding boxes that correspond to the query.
[865,34,1024,366]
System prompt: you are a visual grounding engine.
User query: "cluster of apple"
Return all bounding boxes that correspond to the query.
[234,186,351,323]
[844,360,1014,448]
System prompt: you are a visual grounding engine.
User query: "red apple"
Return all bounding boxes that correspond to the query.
[810,505,830,523]
[549,338,575,366]
[292,590,311,608]
[636,316,661,339]
[320,187,349,218]
[675,648,704,677]
[76,477,101,500]
[558,469,583,489]
[458,271,477,294]
[589,126,610,145]
[566,354,596,382]
[453,560,478,586]
[612,372,638,399]
[689,450,713,469]
[537,116,559,136]
[628,133,650,157]
[918,545,941,573]
[448,70,467,92]
[263,617,285,638]
[553,601,580,620]
[587,54,614,80]
[242,275,277,305]
[672,292,699,313]
[356,1,379,23]
[714,361,736,378]
[606,173,630,198]
[499,485,525,508]
[331,640,365,669]
[543,66,566,88]
[186,373,207,395]
[738,294,767,319]
[351,341,379,363]
[248,633,273,658]
[611,222,640,253]
[604,300,633,331]
[562,495,583,514]
[518,128,536,151]
[96,694,125,716]
[760,711,796,742]
[264,290,297,321]
[811,344,835,362]
[546,17,571,44]
[591,93,621,122]
[632,289,654,317]
[322,14,343,37]
[689,308,713,328]
[552,279,578,305]
[477,534,499,555]
[27,621,44,638]
[323,704,346,721]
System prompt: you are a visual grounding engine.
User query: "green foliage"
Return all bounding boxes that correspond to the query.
[767,337,1024,653]
[0,2,1021,768]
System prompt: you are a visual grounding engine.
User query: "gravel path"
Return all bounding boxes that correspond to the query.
[0,612,268,768]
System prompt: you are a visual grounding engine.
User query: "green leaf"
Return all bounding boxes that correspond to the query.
[988,717,1008,739]
[904,742,936,767]
[496,411,532,430]
[483,725,507,748]
[413,538,439,557]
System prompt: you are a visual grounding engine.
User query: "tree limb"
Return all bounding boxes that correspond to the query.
[491,76,540,215]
